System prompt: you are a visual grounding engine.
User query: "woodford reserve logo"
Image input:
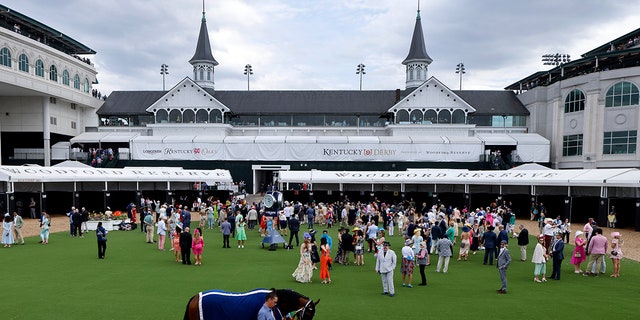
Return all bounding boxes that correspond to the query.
[322,148,396,157]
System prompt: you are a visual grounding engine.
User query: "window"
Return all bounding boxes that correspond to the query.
[0,48,11,67]
[49,65,58,81]
[62,70,70,85]
[408,67,414,81]
[71,121,77,129]
[70,103,76,110]
[562,134,583,156]
[605,81,639,107]
[35,60,44,77]
[18,54,28,72]
[83,78,90,93]
[73,74,80,89]
[564,89,585,113]
[50,117,57,125]
[603,130,637,154]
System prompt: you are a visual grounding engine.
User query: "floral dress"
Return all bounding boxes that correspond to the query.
[354,235,364,255]
[292,244,314,283]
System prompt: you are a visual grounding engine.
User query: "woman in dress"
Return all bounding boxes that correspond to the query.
[236,218,247,248]
[40,212,50,244]
[2,214,14,247]
[173,226,182,262]
[457,226,471,261]
[532,235,548,282]
[397,212,405,237]
[192,228,205,265]
[319,237,332,284]
[401,239,415,287]
[375,229,386,255]
[353,228,365,266]
[292,234,314,283]
[570,230,586,273]
[610,231,622,277]
[471,223,481,254]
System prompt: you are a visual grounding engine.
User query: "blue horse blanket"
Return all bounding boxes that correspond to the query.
[198,289,283,320]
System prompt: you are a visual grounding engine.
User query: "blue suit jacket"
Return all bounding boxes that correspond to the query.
[551,239,564,260]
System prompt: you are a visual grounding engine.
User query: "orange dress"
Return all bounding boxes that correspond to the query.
[319,245,332,281]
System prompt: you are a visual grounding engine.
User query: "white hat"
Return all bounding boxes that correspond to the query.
[575,230,583,237]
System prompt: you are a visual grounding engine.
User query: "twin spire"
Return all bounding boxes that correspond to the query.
[187,2,431,91]
[189,1,218,90]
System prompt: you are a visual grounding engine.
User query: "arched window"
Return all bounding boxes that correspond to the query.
[207,71,211,81]
[210,109,223,123]
[0,48,11,67]
[395,110,410,124]
[452,109,466,124]
[605,81,639,107]
[424,110,437,123]
[409,109,423,124]
[564,89,585,113]
[35,60,44,77]
[62,70,70,85]
[18,54,28,72]
[169,109,182,123]
[83,78,90,93]
[49,65,58,81]
[408,67,414,81]
[73,74,80,89]
[183,110,195,123]
[196,109,208,123]
[155,109,169,123]
[199,69,204,80]
[416,67,422,80]
[438,110,452,124]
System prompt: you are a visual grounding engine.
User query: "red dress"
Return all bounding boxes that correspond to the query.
[319,245,332,281]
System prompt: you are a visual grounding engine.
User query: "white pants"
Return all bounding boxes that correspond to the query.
[436,256,451,273]
[380,271,395,295]
[520,245,527,261]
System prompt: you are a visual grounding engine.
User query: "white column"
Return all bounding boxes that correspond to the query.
[43,97,51,166]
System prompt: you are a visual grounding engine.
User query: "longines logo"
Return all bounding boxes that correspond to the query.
[142,149,162,154]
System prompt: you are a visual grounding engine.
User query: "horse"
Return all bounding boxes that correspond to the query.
[183,288,319,320]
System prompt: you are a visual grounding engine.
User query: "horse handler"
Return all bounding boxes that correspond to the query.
[375,241,397,297]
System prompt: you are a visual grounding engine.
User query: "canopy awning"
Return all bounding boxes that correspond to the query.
[70,132,139,144]
[0,166,233,184]
[477,133,517,146]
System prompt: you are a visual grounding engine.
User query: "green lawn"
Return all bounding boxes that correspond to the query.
[2,225,638,319]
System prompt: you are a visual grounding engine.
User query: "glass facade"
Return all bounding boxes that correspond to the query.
[603,130,637,154]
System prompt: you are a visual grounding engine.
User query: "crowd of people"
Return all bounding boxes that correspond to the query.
[0,194,628,298]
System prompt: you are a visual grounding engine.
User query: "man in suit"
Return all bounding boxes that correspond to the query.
[482,225,498,265]
[375,241,397,297]
[517,224,529,261]
[497,240,511,294]
[180,227,193,265]
[550,232,565,280]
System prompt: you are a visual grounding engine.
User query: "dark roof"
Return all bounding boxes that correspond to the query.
[98,90,400,116]
[98,89,528,117]
[189,13,218,65]
[453,90,529,116]
[212,90,398,115]
[97,91,166,115]
[0,4,95,54]
[402,10,432,65]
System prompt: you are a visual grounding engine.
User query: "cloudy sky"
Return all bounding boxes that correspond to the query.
[5,0,640,95]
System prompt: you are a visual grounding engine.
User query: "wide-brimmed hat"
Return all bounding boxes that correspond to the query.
[382,241,391,246]
[353,227,359,231]
[575,230,583,237]
[404,240,412,246]
[537,234,545,240]
[461,226,471,232]
[611,231,621,238]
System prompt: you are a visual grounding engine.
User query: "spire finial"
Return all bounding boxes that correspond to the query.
[417,0,421,19]
[202,0,206,21]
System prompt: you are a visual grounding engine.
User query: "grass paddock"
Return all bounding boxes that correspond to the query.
[1,224,638,319]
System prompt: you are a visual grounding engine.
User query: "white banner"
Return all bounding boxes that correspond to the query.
[131,141,482,162]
